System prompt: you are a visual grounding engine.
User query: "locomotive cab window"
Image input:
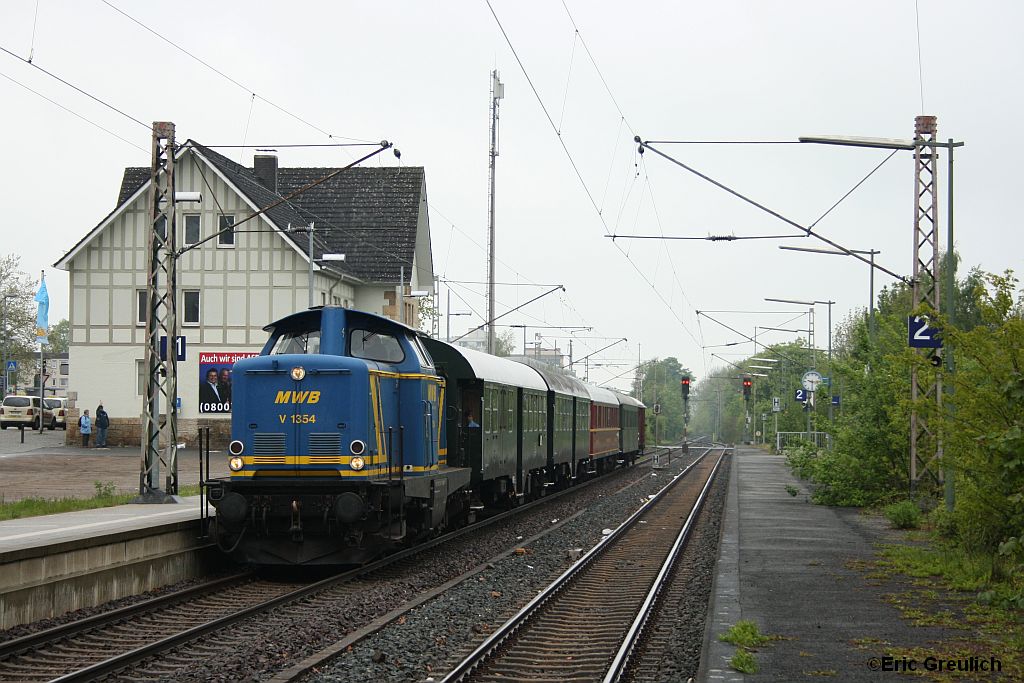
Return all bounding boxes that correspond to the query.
[270,328,321,355]
[410,335,433,368]
[350,329,404,364]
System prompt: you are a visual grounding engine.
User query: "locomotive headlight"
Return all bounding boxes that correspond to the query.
[350,456,365,471]
[290,366,306,381]
[228,456,244,472]
[350,439,366,455]
[228,440,244,456]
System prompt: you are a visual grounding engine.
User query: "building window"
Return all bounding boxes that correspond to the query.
[184,214,201,246]
[59,362,69,376]
[137,290,147,326]
[183,290,200,325]
[137,359,145,395]
[155,216,167,241]
[218,214,235,247]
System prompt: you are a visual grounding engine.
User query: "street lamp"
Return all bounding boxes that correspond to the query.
[780,245,880,342]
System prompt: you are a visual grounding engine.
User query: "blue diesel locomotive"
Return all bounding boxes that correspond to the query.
[206,307,644,565]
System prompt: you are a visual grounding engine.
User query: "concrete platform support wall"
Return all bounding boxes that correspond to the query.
[0,523,225,629]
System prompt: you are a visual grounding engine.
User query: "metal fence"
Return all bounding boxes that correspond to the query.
[776,431,831,453]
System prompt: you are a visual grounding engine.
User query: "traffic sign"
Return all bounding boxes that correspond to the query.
[832,395,840,406]
[772,396,781,412]
[653,403,661,415]
[908,315,942,348]
[5,360,16,372]
[795,388,807,403]
[160,335,187,361]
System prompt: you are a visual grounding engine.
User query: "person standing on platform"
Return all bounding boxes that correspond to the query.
[95,403,110,449]
[79,409,92,448]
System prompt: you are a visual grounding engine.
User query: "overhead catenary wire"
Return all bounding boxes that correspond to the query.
[0,69,147,152]
[485,0,702,349]
[98,0,375,144]
[0,44,150,129]
[637,140,909,283]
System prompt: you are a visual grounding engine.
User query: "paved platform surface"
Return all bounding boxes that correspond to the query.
[700,449,966,682]
[0,426,228,502]
[0,495,205,555]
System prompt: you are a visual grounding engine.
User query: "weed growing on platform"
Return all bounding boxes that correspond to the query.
[729,649,758,674]
[719,619,772,648]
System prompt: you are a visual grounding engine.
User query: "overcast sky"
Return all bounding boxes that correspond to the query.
[1,1,1020,391]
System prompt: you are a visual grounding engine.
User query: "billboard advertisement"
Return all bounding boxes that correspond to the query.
[198,351,259,414]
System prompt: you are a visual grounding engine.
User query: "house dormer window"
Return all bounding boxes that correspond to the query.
[217,214,235,247]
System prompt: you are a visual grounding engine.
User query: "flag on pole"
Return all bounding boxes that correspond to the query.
[35,274,49,344]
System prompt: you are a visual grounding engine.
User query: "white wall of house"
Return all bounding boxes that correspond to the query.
[63,150,356,421]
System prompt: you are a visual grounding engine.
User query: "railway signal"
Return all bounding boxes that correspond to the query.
[742,376,752,399]
[680,376,690,398]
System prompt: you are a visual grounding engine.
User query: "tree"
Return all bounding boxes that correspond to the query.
[48,319,69,354]
[1,254,40,389]
[417,295,438,335]
[494,330,516,357]
[635,357,692,445]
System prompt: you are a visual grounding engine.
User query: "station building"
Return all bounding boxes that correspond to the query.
[55,143,434,446]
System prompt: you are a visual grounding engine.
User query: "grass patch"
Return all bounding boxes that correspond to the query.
[719,619,773,648]
[878,544,999,592]
[0,482,202,520]
[729,649,758,674]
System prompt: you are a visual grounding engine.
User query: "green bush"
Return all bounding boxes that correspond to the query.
[809,449,893,507]
[884,500,922,529]
[928,505,958,537]
[784,442,819,480]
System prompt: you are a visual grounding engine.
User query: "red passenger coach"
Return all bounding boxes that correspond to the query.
[582,384,620,473]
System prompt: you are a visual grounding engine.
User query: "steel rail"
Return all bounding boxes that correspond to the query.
[603,448,727,682]
[439,446,716,683]
[0,571,250,659]
[41,446,676,682]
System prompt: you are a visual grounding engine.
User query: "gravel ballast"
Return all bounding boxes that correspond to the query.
[304,450,725,683]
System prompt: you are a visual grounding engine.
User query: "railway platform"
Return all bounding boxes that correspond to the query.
[0,433,231,631]
[699,448,964,682]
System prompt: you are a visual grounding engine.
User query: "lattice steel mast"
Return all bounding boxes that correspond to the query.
[139,121,179,500]
[910,115,941,487]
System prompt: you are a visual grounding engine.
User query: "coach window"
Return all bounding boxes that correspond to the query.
[350,329,404,364]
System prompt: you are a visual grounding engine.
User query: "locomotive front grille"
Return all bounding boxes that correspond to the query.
[309,433,341,457]
[253,433,286,456]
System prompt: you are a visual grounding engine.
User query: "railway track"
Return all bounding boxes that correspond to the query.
[440,446,726,683]
[0,445,688,682]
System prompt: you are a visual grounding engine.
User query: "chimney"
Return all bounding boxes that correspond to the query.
[253,154,278,192]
